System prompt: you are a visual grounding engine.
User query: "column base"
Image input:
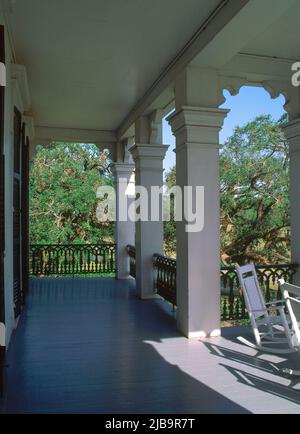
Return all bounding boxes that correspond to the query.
[116,274,133,280]
[140,293,162,301]
[183,329,221,340]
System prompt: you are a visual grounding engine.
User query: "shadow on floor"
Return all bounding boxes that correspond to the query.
[1,278,250,414]
[221,364,300,406]
[203,335,300,407]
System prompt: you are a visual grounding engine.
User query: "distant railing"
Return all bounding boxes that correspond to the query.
[127,246,298,322]
[127,245,136,278]
[30,244,116,276]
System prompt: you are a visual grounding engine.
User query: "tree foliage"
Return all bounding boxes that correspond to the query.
[30,143,114,244]
[220,114,290,264]
[164,167,176,256]
[164,114,291,264]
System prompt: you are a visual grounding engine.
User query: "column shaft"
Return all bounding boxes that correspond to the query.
[130,144,168,299]
[168,106,228,338]
[284,119,300,283]
[112,163,135,279]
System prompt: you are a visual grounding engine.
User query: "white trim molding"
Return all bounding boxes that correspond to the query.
[23,115,35,141]
[34,126,117,145]
[11,64,31,112]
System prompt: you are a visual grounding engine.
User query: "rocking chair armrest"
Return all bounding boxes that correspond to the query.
[251,305,284,314]
[285,296,300,304]
[279,281,300,297]
[266,305,285,313]
[265,301,286,312]
[265,300,285,306]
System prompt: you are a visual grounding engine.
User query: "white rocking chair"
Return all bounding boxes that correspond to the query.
[236,264,300,354]
[278,279,300,376]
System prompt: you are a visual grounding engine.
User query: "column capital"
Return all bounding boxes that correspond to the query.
[283,117,300,141]
[167,106,229,133]
[129,143,168,164]
[167,106,228,151]
[135,110,163,145]
[111,162,135,177]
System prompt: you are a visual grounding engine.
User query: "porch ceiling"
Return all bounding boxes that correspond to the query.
[243,1,300,60]
[7,0,221,132]
[6,0,299,142]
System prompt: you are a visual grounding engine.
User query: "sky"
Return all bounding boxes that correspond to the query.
[162,86,286,173]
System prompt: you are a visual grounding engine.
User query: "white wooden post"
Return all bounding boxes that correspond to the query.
[168,67,228,338]
[130,143,168,298]
[283,119,300,284]
[112,163,135,279]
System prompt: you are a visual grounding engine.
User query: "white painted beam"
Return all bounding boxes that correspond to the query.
[221,53,296,82]
[117,0,250,139]
[34,126,116,144]
[191,0,297,68]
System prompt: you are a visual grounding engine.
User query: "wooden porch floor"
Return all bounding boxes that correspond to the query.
[1,277,300,414]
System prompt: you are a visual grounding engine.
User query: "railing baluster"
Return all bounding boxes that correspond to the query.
[72,247,75,275]
[95,247,99,273]
[228,277,234,320]
[127,245,136,278]
[111,246,115,274]
[151,249,298,324]
[29,243,298,323]
[55,247,58,274]
[153,253,176,306]
[29,243,116,277]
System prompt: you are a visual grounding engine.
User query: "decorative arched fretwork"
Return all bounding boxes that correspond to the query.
[262,80,300,121]
[218,72,300,121]
[219,75,246,103]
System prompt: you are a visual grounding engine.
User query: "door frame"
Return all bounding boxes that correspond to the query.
[21,125,30,301]
[0,24,5,397]
[13,107,22,319]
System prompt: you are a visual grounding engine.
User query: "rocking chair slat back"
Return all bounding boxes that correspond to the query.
[237,264,266,319]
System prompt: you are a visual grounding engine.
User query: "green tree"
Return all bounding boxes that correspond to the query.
[164,167,176,256]
[30,143,114,244]
[164,114,290,264]
[220,114,290,264]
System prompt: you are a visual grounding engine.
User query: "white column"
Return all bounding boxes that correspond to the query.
[168,107,228,338]
[112,163,135,279]
[168,67,228,338]
[283,119,300,283]
[130,143,168,299]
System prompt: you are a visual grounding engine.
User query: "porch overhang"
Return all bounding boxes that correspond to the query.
[3,0,300,147]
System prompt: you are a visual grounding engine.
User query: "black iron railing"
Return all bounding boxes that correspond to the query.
[125,245,298,322]
[220,264,298,321]
[30,244,116,276]
[127,245,136,278]
[153,254,176,306]
[154,248,298,321]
